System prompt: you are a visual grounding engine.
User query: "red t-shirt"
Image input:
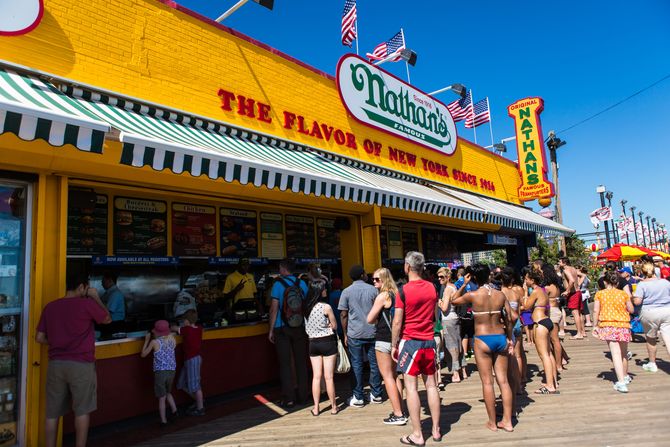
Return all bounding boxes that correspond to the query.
[396,279,437,341]
[661,267,670,280]
[180,325,203,360]
[36,297,109,362]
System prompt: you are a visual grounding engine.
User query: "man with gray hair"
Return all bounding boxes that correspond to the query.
[392,251,442,445]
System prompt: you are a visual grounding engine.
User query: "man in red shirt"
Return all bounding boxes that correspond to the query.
[36,272,111,447]
[392,251,441,445]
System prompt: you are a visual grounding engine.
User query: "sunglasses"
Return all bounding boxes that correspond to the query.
[372,277,381,282]
[437,275,446,279]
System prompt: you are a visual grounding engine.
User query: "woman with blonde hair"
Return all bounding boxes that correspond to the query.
[367,268,407,426]
[437,267,466,383]
[633,262,670,373]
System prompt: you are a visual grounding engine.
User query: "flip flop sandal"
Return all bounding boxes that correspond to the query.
[310,409,319,417]
[534,386,560,395]
[400,435,425,446]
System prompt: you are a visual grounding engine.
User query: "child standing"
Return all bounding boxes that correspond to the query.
[175,309,205,415]
[141,320,178,426]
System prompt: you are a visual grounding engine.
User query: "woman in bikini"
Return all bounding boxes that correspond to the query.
[522,267,559,394]
[452,263,514,432]
[499,267,524,399]
[367,268,406,425]
[540,263,570,372]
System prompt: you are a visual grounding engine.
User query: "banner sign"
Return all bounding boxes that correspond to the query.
[589,206,612,228]
[92,256,178,266]
[337,54,458,156]
[507,97,555,202]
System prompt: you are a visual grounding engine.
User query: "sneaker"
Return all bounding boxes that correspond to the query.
[642,362,658,373]
[382,412,408,425]
[369,393,383,404]
[186,407,205,416]
[349,396,365,408]
[613,381,628,393]
[623,375,632,385]
[626,351,633,360]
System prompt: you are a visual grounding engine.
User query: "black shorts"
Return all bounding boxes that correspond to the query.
[309,334,338,357]
[460,318,474,338]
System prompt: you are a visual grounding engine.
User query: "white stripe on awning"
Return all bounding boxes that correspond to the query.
[0,68,109,152]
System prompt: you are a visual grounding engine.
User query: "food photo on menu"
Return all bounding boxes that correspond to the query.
[172,204,217,256]
[113,197,168,255]
[220,209,258,257]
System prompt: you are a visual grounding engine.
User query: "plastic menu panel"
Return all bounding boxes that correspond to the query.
[401,227,419,253]
[387,225,403,259]
[422,228,459,261]
[285,215,315,258]
[260,213,284,259]
[67,194,108,255]
[220,208,258,258]
[380,225,388,260]
[113,197,167,255]
[316,219,340,259]
[172,204,217,256]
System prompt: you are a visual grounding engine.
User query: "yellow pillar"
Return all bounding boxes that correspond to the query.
[26,174,69,446]
[361,206,382,276]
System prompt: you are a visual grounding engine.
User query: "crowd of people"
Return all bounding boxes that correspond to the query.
[34,253,670,446]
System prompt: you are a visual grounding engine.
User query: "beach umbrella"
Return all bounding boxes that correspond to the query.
[597,243,649,261]
[630,245,670,260]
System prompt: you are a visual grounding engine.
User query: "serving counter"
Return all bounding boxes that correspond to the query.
[65,322,277,432]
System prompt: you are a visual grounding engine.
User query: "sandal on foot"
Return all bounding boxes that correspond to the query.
[534,386,560,395]
[310,409,319,417]
[400,435,425,446]
[432,434,443,442]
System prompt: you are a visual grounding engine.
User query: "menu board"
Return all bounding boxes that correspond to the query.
[172,203,216,256]
[113,197,167,255]
[67,194,108,255]
[402,227,419,253]
[422,228,459,261]
[316,218,341,259]
[387,225,403,259]
[220,208,258,258]
[380,225,389,260]
[286,215,315,258]
[260,213,284,259]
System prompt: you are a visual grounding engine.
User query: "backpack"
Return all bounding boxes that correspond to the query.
[278,277,305,328]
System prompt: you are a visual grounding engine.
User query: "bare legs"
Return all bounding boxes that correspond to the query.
[473,339,513,432]
[572,309,586,338]
[159,393,177,423]
[534,326,558,391]
[550,323,566,371]
[608,341,628,382]
[514,336,527,389]
[403,373,441,444]
[376,350,404,417]
[309,354,337,414]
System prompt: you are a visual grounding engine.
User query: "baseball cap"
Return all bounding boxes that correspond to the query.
[618,267,633,275]
[653,256,663,262]
[349,265,366,281]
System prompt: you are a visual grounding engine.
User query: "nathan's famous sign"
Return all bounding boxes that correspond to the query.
[507,97,554,202]
[336,54,458,156]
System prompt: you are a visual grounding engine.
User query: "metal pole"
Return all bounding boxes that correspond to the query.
[630,207,639,245]
[215,0,249,22]
[621,200,630,244]
[639,211,647,246]
[652,219,659,249]
[548,145,564,251]
[355,17,359,56]
[599,192,612,249]
[647,216,655,249]
[606,192,618,244]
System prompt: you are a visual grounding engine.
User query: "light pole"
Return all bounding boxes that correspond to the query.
[597,185,612,249]
[630,206,639,245]
[546,131,567,226]
[639,211,647,246]
[605,191,618,244]
[650,217,658,250]
[621,199,630,244]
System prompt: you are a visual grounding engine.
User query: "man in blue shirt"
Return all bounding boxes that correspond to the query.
[101,272,126,335]
[268,259,309,408]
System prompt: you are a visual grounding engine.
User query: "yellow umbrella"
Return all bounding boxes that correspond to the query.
[597,244,649,261]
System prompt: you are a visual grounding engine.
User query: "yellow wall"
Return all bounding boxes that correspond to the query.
[0,0,522,202]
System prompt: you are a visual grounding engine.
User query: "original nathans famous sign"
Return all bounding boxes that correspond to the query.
[336,54,458,156]
[507,97,555,202]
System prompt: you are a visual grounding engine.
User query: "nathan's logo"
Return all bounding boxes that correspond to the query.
[336,54,457,156]
[0,0,44,36]
[507,97,554,203]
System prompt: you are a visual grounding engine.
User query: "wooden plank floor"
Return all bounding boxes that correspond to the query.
[133,328,669,447]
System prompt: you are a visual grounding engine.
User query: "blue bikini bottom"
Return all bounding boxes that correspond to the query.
[474,334,508,353]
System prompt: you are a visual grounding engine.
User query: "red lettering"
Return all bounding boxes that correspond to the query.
[421,158,429,170]
[398,151,407,164]
[283,111,297,130]
[389,147,399,162]
[257,102,272,123]
[217,89,235,112]
[310,121,323,139]
[427,160,436,173]
[373,141,382,156]
[345,132,357,149]
[334,129,346,145]
[236,95,255,118]
[406,152,416,167]
[321,124,334,141]
[297,115,310,134]
[363,139,375,154]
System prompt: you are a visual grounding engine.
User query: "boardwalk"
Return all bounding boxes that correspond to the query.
[112,332,668,447]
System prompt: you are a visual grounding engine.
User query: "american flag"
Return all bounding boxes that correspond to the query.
[341,0,357,47]
[465,98,491,128]
[446,90,472,122]
[366,30,404,62]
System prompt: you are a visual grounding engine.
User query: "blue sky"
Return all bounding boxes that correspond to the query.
[179,0,670,241]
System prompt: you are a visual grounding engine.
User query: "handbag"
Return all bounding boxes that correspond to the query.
[335,336,350,374]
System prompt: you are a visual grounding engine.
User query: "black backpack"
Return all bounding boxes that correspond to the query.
[278,277,305,328]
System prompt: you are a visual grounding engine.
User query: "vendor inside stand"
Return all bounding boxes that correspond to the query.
[222,258,262,322]
[100,270,127,335]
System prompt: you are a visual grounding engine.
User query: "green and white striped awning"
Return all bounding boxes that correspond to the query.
[63,87,486,223]
[0,68,109,152]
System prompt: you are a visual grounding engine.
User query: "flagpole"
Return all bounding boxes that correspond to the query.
[355,16,359,55]
[486,97,494,149]
[401,28,411,83]
[471,89,477,144]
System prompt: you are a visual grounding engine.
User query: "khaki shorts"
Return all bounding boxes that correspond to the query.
[641,306,670,340]
[154,370,176,397]
[46,360,97,419]
[550,307,562,324]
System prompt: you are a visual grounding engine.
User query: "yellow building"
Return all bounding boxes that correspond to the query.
[0,0,571,445]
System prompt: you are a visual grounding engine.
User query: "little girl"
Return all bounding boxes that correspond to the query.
[141,320,178,425]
